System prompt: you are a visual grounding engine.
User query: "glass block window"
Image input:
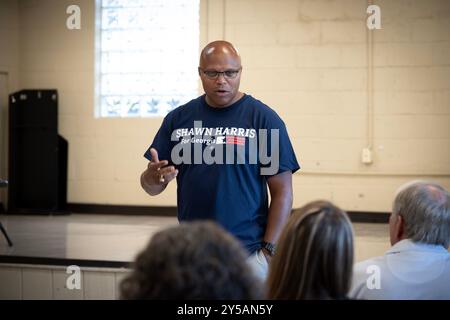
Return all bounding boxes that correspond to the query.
[98,0,200,117]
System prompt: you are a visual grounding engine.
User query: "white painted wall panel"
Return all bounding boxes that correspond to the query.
[22,269,53,299]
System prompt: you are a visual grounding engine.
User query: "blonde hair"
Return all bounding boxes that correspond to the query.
[267,200,354,300]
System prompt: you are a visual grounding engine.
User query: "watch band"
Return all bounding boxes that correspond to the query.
[261,241,276,256]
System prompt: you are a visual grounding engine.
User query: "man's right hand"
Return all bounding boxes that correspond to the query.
[141,148,178,196]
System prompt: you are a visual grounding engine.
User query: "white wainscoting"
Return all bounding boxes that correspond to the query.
[0,264,130,300]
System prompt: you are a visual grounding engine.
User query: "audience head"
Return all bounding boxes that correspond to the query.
[120,220,261,299]
[266,200,354,300]
[390,180,450,248]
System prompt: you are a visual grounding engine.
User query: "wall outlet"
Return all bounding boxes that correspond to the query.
[362,148,373,164]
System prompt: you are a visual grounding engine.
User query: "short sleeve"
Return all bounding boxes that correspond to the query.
[143,114,174,164]
[278,123,300,174]
[260,115,300,176]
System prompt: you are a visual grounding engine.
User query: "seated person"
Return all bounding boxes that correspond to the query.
[120,220,261,299]
[266,200,354,299]
[350,181,450,299]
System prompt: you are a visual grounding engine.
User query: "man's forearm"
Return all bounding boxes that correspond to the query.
[264,171,294,245]
[264,192,293,244]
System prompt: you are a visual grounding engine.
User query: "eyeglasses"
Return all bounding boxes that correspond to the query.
[198,68,241,80]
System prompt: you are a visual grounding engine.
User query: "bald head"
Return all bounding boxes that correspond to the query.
[198,40,244,108]
[199,41,241,68]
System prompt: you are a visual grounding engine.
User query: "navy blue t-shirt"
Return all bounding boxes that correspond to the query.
[144,94,300,254]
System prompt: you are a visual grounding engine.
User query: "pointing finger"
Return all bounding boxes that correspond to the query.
[150,148,159,163]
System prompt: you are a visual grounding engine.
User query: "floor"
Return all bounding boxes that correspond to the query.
[0,213,391,265]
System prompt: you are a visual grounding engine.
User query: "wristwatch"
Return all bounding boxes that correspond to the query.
[261,241,276,256]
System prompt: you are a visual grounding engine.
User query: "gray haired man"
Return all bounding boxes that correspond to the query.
[350,181,450,299]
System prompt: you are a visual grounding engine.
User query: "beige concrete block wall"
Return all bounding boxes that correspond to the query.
[223,0,450,212]
[15,0,165,207]
[1,0,449,212]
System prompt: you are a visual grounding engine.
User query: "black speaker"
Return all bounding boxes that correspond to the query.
[8,89,68,213]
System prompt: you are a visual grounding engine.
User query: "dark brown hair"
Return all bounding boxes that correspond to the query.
[120,221,261,299]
